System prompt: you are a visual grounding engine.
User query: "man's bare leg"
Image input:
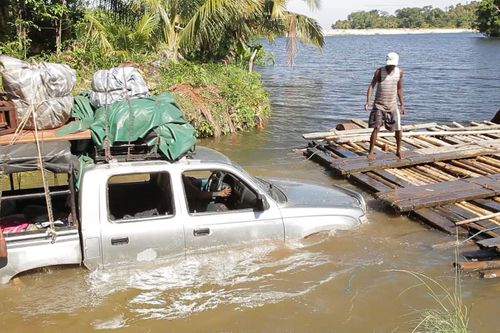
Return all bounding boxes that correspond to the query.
[367,128,378,160]
[395,130,404,159]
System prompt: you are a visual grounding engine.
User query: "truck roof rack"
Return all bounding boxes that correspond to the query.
[93,143,162,163]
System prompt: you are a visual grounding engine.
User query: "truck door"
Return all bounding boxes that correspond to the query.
[181,169,284,252]
[99,171,185,265]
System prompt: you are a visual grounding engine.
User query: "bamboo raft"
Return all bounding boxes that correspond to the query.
[303,119,500,279]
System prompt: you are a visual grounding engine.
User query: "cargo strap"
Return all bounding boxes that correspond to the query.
[32,108,57,243]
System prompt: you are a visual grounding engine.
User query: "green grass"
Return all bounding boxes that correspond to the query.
[391,269,470,333]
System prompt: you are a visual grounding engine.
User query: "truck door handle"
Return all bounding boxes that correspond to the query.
[111,237,129,245]
[193,228,210,236]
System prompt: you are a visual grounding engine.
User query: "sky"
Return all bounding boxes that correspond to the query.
[287,0,473,29]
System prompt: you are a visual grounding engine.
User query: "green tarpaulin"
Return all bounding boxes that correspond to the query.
[58,92,196,161]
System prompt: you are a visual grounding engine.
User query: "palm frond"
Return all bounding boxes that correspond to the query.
[302,0,320,11]
[84,11,114,52]
[293,13,324,47]
[180,0,262,49]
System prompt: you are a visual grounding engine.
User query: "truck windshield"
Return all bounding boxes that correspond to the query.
[229,162,287,204]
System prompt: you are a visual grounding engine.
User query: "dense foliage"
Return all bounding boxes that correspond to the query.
[476,0,500,37]
[331,3,478,29]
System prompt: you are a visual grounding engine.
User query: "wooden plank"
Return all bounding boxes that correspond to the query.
[412,207,465,235]
[376,175,500,212]
[348,172,392,193]
[328,147,499,175]
[305,146,338,168]
[0,129,91,145]
[371,170,413,188]
[477,237,500,248]
[324,144,359,158]
[471,199,500,212]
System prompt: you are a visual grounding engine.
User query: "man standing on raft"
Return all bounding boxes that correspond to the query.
[364,52,406,160]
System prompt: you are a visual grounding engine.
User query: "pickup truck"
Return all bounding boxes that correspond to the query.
[0,146,367,284]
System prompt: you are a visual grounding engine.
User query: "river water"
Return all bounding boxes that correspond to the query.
[1,33,499,332]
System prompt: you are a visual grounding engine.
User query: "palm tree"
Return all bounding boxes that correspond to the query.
[257,0,324,64]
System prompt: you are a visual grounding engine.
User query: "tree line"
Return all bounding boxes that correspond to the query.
[331,1,500,37]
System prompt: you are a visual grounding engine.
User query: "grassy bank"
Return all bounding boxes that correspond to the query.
[2,51,271,138]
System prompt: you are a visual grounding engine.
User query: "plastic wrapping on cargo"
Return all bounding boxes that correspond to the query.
[0,141,74,174]
[89,67,149,108]
[0,55,76,130]
[13,96,73,130]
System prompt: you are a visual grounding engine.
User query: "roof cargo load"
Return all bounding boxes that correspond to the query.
[89,67,149,108]
[59,92,196,162]
[0,55,76,130]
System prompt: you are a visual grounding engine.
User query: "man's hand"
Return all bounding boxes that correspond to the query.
[400,105,406,115]
[364,103,370,112]
[217,187,232,198]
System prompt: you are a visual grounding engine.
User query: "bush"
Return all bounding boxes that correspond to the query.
[160,62,270,137]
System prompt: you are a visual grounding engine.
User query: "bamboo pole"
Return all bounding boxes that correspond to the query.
[455,212,500,226]
[433,161,481,178]
[455,260,500,271]
[304,122,438,140]
[334,129,500,144]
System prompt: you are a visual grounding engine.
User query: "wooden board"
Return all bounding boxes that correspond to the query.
[328,148,500,175]
[376,174,500,212]
[0,129,91,145]
[471,199,500,212]
[348,172,393,193]
[324,144,359,158]
[477,237,500,248]
[412,207,467,235]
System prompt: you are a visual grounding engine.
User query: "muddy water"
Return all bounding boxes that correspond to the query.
[1,33,500,332]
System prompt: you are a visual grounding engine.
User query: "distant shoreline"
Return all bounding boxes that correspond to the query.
[323,28,478,36]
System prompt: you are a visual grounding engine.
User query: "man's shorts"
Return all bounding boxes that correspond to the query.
[368,109,401,131]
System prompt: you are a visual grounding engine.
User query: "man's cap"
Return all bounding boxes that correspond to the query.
[386,52,399,66]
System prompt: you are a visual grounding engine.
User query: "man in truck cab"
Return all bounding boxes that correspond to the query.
[183,175,231,213]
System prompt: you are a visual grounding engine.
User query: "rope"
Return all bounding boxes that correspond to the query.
[32,107,57,243]
[103,71,112,161]
[122,67,135,160]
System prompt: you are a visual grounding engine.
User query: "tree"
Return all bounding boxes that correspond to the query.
[476,0,500,37]
[86,0,324,64]
[0,0,84,56]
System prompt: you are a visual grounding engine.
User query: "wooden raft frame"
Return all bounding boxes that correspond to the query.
[304,119,500,279]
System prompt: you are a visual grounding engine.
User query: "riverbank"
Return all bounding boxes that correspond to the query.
[324,28,478,36]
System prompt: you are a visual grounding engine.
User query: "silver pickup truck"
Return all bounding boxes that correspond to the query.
[0,146,367,284]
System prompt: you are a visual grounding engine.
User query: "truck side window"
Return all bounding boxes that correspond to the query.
[182,170,258,214]
[107,172,173,221]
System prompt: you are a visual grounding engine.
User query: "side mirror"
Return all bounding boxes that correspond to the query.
[256,194,270,211]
